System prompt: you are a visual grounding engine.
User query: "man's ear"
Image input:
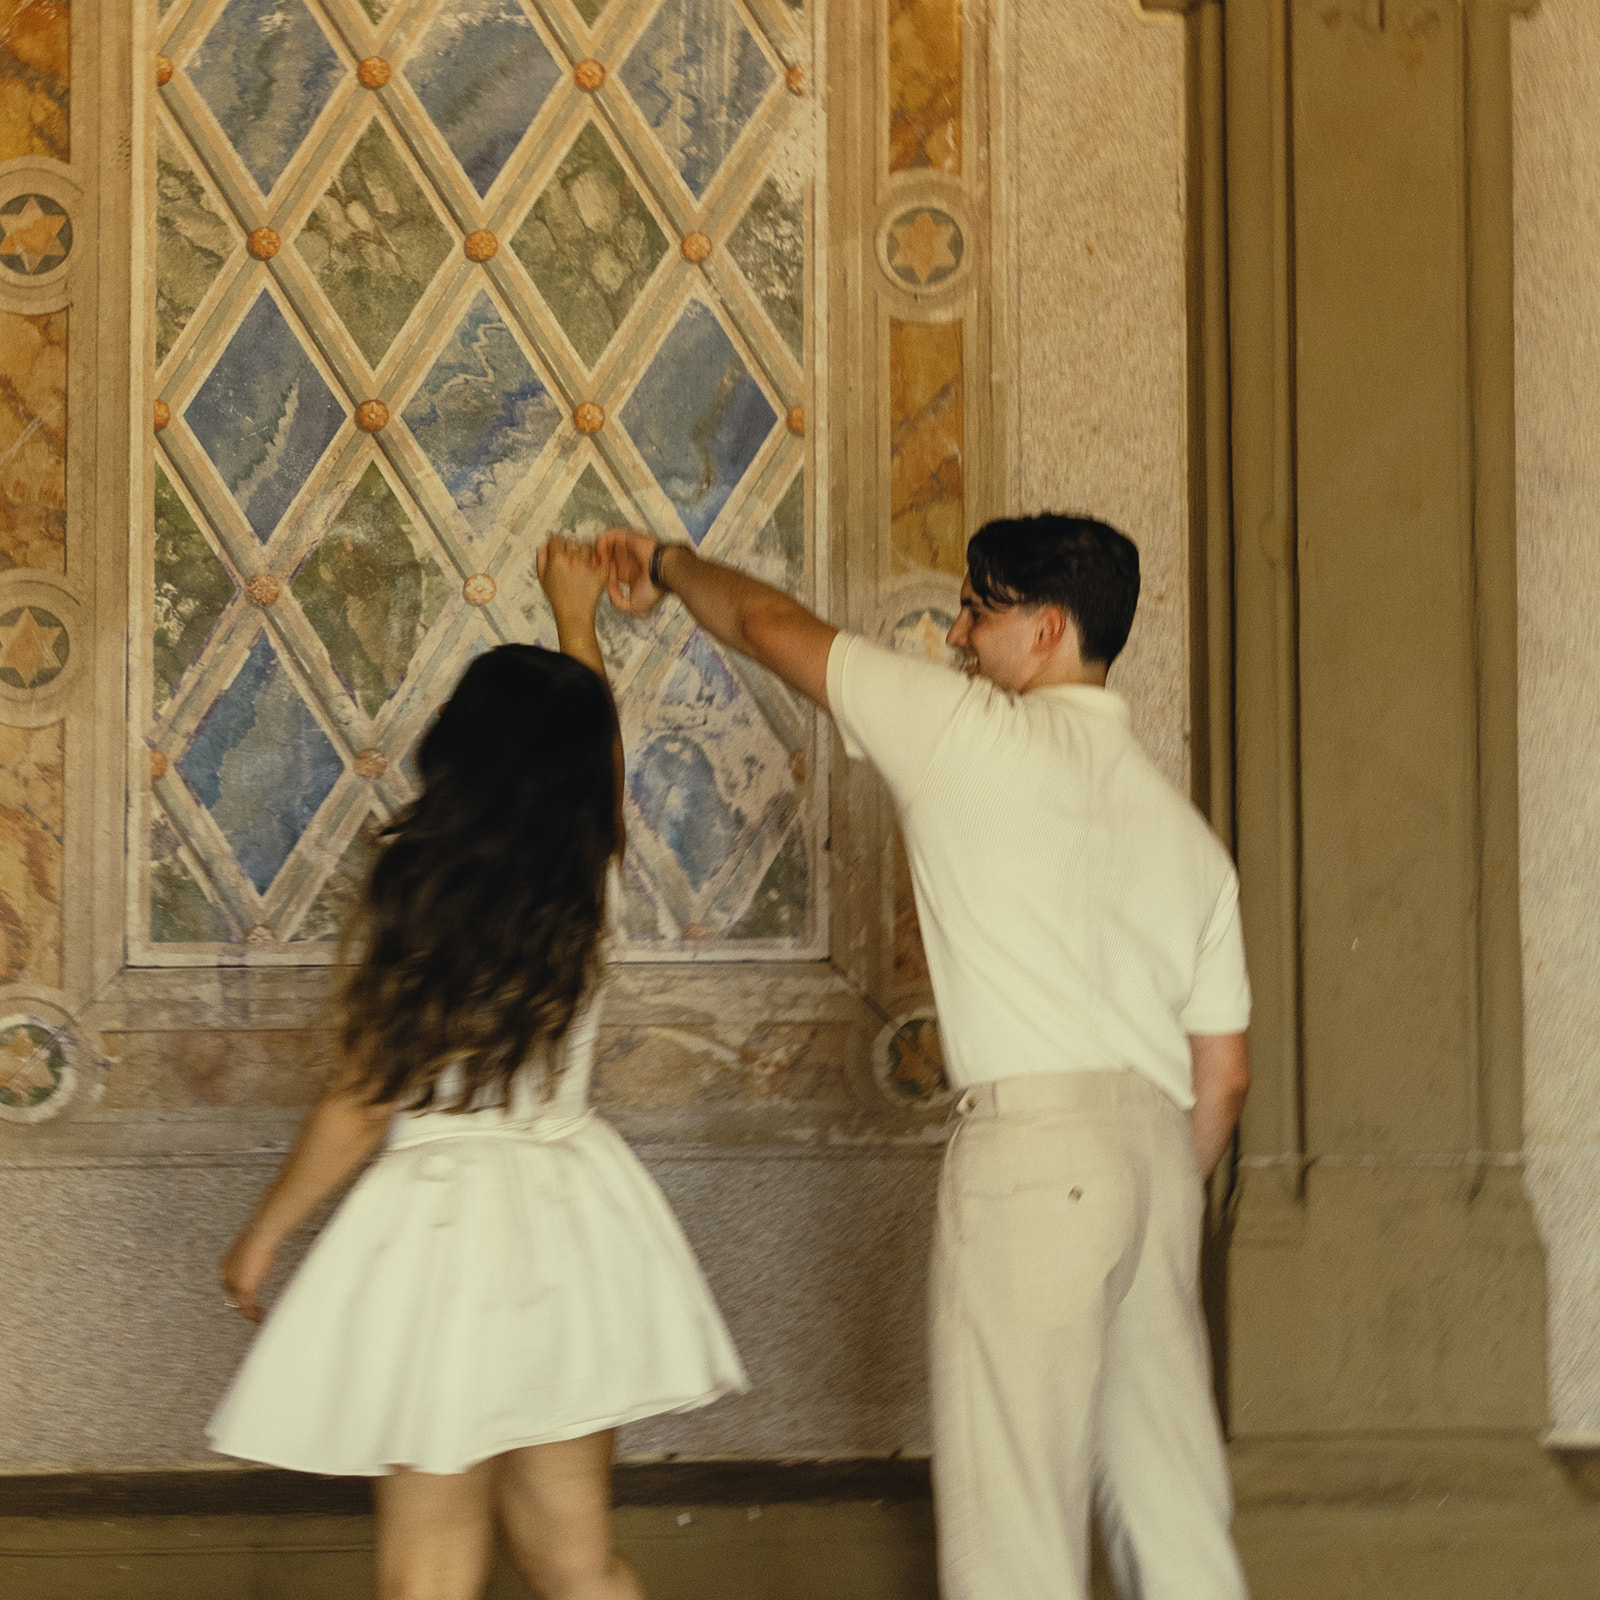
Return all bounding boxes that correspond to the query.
[1034,605,1071,653]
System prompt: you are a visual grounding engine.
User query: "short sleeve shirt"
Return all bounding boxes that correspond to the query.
[826,632,1250,1108]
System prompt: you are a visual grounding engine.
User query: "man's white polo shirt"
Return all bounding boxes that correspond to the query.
[826,632,1250,1108]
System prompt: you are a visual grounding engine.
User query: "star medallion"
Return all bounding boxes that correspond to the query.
[0,195,72,275]
[888,209,962,288]
[0,606,68,688]
[0,1027,62,1107]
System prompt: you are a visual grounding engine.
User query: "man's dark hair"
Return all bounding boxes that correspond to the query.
[965,514,1141,667]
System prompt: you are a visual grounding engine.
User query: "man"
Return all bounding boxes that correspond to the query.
[599,514,1251,1600]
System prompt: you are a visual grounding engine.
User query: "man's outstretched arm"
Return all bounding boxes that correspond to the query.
[598,528,837,707]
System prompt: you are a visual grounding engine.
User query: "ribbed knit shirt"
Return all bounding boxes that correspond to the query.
[827,633,1251,1108]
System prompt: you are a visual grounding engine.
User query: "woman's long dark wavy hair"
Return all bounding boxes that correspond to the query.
[341,645,620,1111]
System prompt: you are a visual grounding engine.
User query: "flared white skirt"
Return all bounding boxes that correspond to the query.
[208,1113,746,1476]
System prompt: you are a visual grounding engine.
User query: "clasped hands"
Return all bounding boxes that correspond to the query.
[536,528,669,621]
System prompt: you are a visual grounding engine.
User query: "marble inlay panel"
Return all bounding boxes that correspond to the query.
[728,176,804,360]
[149,810,237,943]
[0,0,69,166]
[289,818,378,942]
[155,123,235,367]
[186,292,346,542]
[101,1029,336,1108]
[725,824,808,940]
[628,632,790,899]
[406,0,561,198]
[622,0,774,200]
[512,122,669,370]
[0,307,65,573]
[297,119,452,369]
[0,718,62,985]
[888,0,961,175]
[292,461,449,717]
[403,290,563,537]
[356,0,397,21]
[889,316,964,576]
[741,469,803,597]
[592,1020,853,1104]
[153,467,236,713]
[189,0,344,196]
[177,633,342,894]
[621,299,775,543]
[572,0,607,25]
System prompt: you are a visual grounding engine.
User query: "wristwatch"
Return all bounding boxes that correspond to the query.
[649,542,673,594]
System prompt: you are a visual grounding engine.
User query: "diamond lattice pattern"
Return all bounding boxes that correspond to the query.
[144,0,815,957]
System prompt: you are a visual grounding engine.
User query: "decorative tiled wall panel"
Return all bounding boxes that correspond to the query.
[139,0,821,961]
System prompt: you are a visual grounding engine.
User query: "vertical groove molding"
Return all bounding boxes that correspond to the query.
[1224,0,1305,1191]
[1464,0,1527,1161]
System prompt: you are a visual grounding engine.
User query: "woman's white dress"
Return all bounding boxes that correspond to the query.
[207,968,746,1476]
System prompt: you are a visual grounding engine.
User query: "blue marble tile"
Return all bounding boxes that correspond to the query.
[402,290,563,536]
[405,0,562,196]
[187,292,346,541]
[189,0,344,195]
[629,733,744,893]
[621,300,775,542]
[622,0,774,198]
[179,634,343,894]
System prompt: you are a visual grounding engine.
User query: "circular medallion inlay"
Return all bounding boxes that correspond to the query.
[356,399,389,432]
[786,64,805,94]
[574,402,605,435]
[247,227,281,260]
[463,573,496,606]
[354,748,388,780]
[0,1017,73,1120]
[153,399,171,433]
[883,206,965,290]
[150,749,169,781]
[575,59,606,91]
[890,605,962,670]
[0,193,72,276]
[358,56,392,89]
[873,1013,954,1109]
[681,231,712,263]
[464,229,498,262]
[0,606,69,690]
[156,54,174,87]
[246,574,281,607]
[786,404,805,437]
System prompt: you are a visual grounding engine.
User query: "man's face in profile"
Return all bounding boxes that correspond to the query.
[946,576,1045,692]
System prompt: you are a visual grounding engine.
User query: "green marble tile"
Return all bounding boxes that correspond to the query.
[153,467,236,713]
[155,124,234,366]
[296,118,451,367]
[357,0,398,20]
[727,825,807,940]
[728,177,804,359]
[745,471,803,597]
[291,821,380,941]
[512,122,667,369]
[293,463,449,717]
[573,0,607,23]
[150,813,237,944]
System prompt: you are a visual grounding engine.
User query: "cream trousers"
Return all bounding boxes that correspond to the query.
[930,1070,1248,1600]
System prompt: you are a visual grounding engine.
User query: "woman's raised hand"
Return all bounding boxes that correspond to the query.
[537,535,608,619]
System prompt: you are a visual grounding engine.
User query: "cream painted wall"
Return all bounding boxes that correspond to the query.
[1513,0,1600,1444]
[1004,0,1191,789]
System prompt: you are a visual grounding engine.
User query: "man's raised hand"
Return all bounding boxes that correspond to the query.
[598,526,665,616]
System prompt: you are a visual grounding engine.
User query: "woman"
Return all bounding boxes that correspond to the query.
[210,538,745,1600]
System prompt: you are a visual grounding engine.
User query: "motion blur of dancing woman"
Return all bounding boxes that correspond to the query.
[208,538,745,1600]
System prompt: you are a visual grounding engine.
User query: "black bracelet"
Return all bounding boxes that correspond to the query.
[649,543,672,594]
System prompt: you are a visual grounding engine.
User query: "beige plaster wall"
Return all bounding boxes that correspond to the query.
[1513,0,1600,1445]
[1005,0,1190,788]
